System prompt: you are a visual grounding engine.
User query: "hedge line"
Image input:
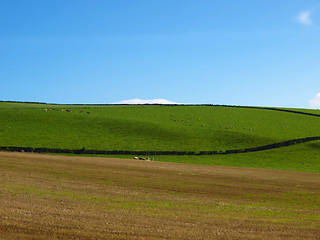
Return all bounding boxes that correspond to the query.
[214,105,320,118]
[1,136,320,156]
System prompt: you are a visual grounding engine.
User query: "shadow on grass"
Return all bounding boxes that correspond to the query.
[308,143,320,149]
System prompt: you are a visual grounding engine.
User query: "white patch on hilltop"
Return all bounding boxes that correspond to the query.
[114,99,180,105]
[309,93,320,108]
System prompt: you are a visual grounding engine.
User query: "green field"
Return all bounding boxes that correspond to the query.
[1,101,320,172]
[147,140,320,173]
[59,139,320,173]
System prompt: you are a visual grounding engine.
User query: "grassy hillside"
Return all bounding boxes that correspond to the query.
[1,102,320,153]
[147,140,320,173]
[62,140,320,173]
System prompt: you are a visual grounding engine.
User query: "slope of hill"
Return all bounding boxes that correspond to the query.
[1,101,320,173]
[149,139,320,173]
[0,103,320,151]
[1,102,320,153]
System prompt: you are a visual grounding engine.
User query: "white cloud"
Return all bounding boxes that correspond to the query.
[309,93,320,107]
[297,11,312,25]
[114,98,180,105]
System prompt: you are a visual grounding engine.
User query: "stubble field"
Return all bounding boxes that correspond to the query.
[0,152,319,239]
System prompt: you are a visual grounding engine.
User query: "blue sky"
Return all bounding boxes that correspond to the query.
[1,0,320,108]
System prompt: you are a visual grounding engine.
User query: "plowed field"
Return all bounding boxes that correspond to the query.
[0,152,319,239]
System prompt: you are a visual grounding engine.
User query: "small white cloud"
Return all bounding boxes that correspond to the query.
[114,98,180,105]
[309,93,320,107]
[297,11,312,25]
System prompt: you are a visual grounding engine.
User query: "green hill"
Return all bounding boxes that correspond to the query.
[1,102,320,151]
[151,140,320,173]
[1,101,320,172]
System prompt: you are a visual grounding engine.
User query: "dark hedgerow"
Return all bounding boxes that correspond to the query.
[1,136,320,156]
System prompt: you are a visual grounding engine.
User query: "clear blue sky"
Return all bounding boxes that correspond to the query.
[1,0,320,108]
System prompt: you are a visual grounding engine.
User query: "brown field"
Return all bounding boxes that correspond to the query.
[0,152,319,239]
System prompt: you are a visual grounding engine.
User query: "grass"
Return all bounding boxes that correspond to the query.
[51,139,320,173]
[1,102,320,152]
[1,101,320,172]
[147,140,320,173]
[0,152,319,239]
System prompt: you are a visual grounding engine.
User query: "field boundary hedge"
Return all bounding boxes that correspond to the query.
[1,136,320,156]
[213,105,320,118]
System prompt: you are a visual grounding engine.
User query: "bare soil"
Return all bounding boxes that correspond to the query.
[0,152,319,239]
